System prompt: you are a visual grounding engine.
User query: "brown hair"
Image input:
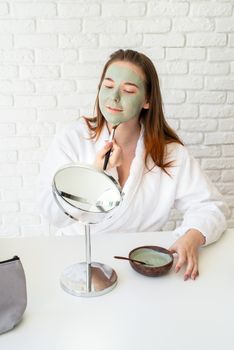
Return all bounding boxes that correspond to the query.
[85,49,183,174]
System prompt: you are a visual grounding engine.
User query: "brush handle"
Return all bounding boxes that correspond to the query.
[103,127,116,171]
[103,149,112,171]
[114,256,149,265]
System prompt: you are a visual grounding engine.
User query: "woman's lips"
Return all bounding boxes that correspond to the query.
[106,106,123,113]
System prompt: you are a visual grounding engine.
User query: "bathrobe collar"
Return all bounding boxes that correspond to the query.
[93,122,146,228]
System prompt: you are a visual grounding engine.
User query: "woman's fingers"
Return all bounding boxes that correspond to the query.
[184,257,195,281]
[102,141,113,157]
[191,258,199,280]
[175,254,186,273]
[178,254,198,281]
[169,229,203,281]
[95,141,113,161]
[108,141,122,167]
[94,140,122,170]
[191,269,198,280]
[170,242,199,280]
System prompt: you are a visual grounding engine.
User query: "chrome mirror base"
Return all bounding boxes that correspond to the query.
[60,262,118,297]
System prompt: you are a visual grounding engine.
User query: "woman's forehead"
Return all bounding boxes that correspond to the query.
[104,62,145,85]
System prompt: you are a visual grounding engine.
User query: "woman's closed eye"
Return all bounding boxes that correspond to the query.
[103,85,135,94]
[124,90,135,94]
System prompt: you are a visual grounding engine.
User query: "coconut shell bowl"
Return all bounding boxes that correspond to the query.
[128,245,174,277]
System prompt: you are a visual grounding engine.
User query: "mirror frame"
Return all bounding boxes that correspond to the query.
[52,162,123,221]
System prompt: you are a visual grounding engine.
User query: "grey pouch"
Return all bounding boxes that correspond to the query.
[0,256,27,334]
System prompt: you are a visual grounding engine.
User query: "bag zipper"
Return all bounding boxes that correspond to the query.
[0,256,20,264]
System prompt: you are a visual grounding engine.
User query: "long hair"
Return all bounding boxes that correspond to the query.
[85,49,183,174]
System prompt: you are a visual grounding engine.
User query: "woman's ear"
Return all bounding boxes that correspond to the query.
[143,101,149,109]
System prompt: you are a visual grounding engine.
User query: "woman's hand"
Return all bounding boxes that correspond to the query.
[94,140,123,171]
[169,229,206,281]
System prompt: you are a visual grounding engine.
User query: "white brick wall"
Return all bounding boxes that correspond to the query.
[0,0,233,236]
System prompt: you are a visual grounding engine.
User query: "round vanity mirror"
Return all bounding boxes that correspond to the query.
[52,163,123,297]
[53,163,122,216]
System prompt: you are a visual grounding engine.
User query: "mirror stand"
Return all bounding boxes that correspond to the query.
[53,163,122,297]
[60,223,118,297]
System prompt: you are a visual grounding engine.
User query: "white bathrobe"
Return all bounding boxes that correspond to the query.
[37,118,229,245]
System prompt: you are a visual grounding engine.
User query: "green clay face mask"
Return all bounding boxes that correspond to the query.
[98,63,147,126]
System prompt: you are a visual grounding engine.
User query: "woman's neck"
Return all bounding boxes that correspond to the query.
[107,119,141,148]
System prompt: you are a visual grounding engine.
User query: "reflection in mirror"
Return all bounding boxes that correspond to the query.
[53,163,122,214]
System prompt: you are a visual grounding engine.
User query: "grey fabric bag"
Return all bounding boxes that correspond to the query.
[0,256,27,334]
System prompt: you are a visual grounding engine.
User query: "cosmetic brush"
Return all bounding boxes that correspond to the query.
[114,256,153,266]
[103,124,119,171]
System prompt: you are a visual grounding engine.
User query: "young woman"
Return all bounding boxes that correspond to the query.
[38,49,229,281]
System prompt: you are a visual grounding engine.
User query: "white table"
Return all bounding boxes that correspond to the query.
[0,229,234,350]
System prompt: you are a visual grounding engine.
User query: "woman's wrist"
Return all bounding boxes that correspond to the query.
[185,228,206,246]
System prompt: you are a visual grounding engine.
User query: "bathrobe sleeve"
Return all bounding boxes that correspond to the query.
[172,146,230,246]
[37,123,83,228]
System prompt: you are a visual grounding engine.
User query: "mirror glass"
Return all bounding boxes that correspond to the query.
[53,163,122,214]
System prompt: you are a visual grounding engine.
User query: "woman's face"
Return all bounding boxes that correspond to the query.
[98,61,149,126]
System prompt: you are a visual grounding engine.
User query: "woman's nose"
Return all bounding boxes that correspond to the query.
[112,89,120,102]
